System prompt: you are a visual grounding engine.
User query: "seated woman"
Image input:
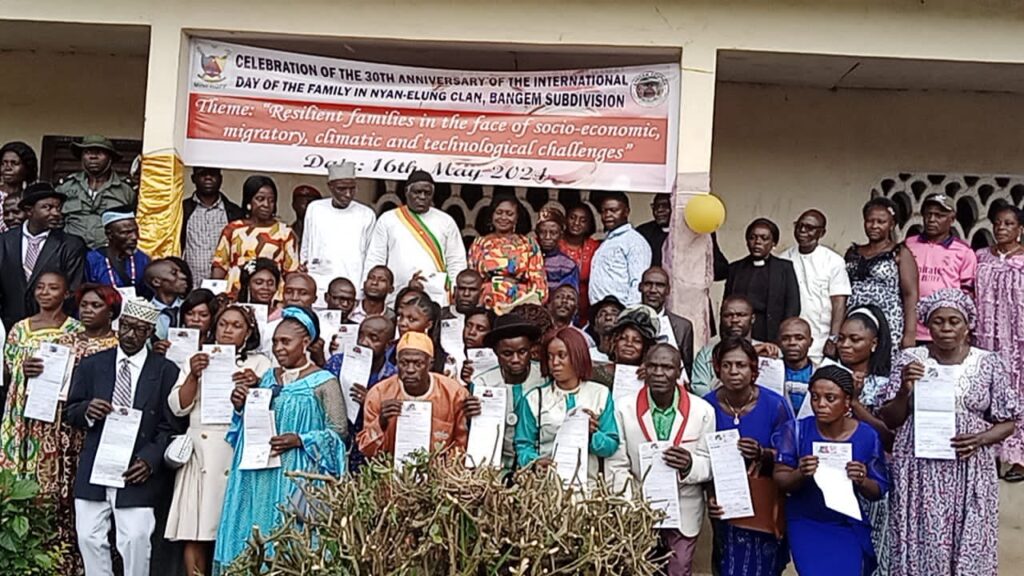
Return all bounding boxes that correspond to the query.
[166,304,271,576]
[514,326,619,487]
[212,306,348,574]
[774,366,888,576]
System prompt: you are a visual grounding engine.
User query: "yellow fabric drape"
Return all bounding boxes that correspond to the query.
[137,152,185,258]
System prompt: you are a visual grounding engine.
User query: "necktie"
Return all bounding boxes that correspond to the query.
[112,358,134,408]
[23,236,43,280]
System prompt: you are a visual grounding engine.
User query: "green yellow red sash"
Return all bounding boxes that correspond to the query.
[396,206,448,279]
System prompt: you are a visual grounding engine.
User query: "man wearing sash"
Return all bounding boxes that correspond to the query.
[606,343,715,576]
[363,170,466,306]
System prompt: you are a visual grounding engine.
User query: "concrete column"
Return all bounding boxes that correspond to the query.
[666,46,717,349]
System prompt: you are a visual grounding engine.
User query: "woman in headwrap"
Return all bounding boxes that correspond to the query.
[213,306,348,574]
[877,289,1020,576]
[535,205,580,292]
[774,366,889,576]
[468,193,548,310]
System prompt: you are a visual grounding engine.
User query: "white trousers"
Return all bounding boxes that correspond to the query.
[75,490,155,576]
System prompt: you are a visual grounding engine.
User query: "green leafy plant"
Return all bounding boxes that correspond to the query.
[0,470,66,575]
[225,451,666,575]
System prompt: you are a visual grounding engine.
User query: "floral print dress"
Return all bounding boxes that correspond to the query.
[468,233,548,310]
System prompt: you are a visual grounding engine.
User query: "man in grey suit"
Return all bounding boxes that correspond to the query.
[639,267,694,377]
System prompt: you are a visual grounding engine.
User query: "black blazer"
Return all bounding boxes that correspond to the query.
[0,226,86,329]
[725,255,801,343]
[180,193,246,248]
[664,312,695,377]
[65,348,184,508]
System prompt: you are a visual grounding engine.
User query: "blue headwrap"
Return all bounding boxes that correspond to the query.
[280,306,319,340]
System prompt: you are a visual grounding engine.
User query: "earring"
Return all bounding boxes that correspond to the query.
[871,345,877,352]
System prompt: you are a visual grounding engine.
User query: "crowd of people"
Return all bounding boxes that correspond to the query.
[0,134,1021,576]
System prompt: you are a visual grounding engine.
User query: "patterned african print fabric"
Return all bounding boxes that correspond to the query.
[560,237,600,324]
[468,233,548,309]
[211,220,299,295]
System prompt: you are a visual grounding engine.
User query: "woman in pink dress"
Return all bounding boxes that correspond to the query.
[974,200,1024,482]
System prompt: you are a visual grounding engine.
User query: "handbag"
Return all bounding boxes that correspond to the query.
[163,434,194,469]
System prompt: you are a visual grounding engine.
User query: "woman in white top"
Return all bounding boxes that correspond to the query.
[164,304,272,576]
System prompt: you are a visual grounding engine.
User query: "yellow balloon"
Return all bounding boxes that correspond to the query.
[684,194,726,234]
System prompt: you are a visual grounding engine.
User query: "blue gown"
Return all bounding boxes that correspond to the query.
[704,388,794,576]
[212,369,347,574]
[777,418,889,576]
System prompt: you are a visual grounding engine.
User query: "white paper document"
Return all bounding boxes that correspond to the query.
[24,343,73,422]
[466,348,499,376]
[440,317,465,369]
[812,442,862,520]
[423,272,449,305]
[394,401,433,470]
[330,324,360,356]
[239,304,269,342]
[200,279,228,294]
[613,363,644,403]
[553,408,590,487]
[639,441,683,531]
[317,310,345,340]
[89,406,142,488]
[114,286,137,301]
[465,386,507,468]
[240,388,278,470]
[754,357,786,397]
[339,344,372,423]
[165,328,200,370]
[200,344,237,425]
[706,429,754,519]
[913,364,958,460]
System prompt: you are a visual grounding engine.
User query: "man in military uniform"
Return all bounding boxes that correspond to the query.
[56,134,136,249]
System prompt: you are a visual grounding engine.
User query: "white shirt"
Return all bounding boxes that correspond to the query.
[300,198,376,305]
[362,207,467,306]
[114,345,149,404]
[780,245,852,360]
[21,223,50,266]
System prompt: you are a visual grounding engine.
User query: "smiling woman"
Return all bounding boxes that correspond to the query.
[468,193,548,311]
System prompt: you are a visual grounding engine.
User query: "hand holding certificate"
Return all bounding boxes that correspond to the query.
[639,441,683,531]
[755,357,786,397]
[706,429,754,519]
[553,408,590,487]
[90,406,143,488]
[613,363,643,403]
[339,345,372,423]
[240,388,279,470]
[394,401,432,470]
[200,344,237,425]
[466,348,499,376]
[165,328,200,370]
[465,386,506,468]
[913,364,958,460]
[24,343,73,422]
[812,442,862,520]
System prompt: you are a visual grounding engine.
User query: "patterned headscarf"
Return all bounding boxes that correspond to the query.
[917,288,976,330]
[537,206,566,230]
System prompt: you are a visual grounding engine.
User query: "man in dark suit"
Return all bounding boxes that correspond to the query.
[639,266,695,377]
[66,298,181,576]
[0,182,86,329]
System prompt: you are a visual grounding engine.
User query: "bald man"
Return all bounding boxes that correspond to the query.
[259,272,320,359]
[780,209,850,362]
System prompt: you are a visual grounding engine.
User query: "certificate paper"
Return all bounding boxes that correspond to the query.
[165,328,200,370]
[812,442,862,520]
[89,406,142,488]
[914,364,958,460]
[317,310,344,340]
[440,318,465,373]
[465,386,507,468]
[200,279,228,294]
[553,408,590,487]
[394,401,433,470]
[639,441,683,531]
[239,304,269,344]
[466,348,499,376]
[706,429,754,520]
[240,388,278,470]
[613,364,644,403]
[339,344,372,423]
[423,272,449,305]
[755,357,786,397]
[330,324,360,356]
[200,344,237,425]
[24,343,73,422]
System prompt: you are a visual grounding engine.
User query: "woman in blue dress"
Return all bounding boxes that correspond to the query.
[212,306,348,574]
[774,365,889,576]
[704,336,794,576]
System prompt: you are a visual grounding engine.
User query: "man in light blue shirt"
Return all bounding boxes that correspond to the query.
[588,192,651,307]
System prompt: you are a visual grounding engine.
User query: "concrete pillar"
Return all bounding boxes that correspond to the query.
[666,46,718,348]
[137,22,189,257]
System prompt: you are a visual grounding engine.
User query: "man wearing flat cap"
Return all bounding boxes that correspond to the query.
[56,134,136,249]
[85,208,152,299]
[0,182,86,328]
[300,161,376,307]
[358,331,471,459]
[363,170,467,306]
[905,192,977,344]
[66,298,182,576]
